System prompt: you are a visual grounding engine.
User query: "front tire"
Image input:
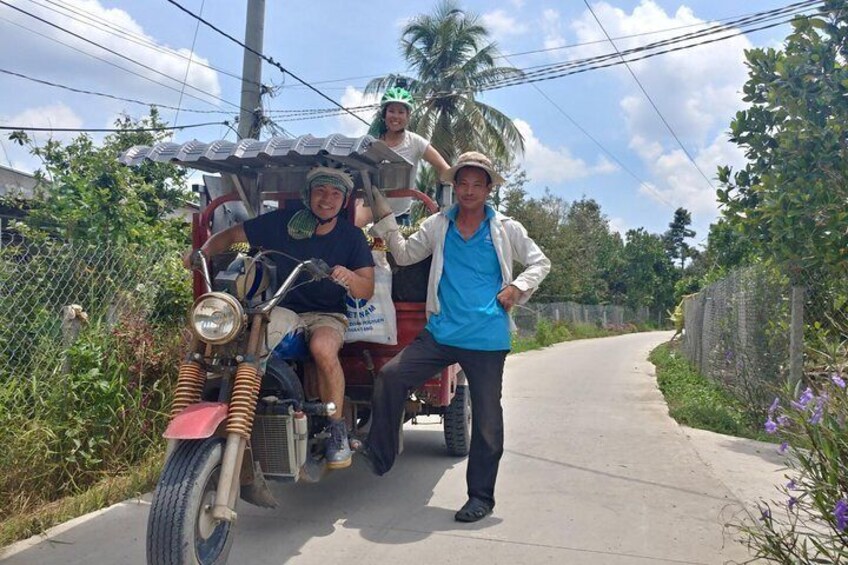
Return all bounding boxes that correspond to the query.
[147,438,234,565]
[444,381,472,456]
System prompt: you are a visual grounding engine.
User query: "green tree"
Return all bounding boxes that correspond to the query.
[621,228,677,314]
[12,109,189,247]
[663,207,695,270]
[716,2,848,280]
[365,0,525,164]
[560,198,620,303]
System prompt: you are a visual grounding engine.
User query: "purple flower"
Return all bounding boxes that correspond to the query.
[834,499,848,532]
[777,414,790,427]
[788,497,797,510]
[791,387,814,411]
[786,479,797,490]
[832,373,846,389]
[778,441,789,454]
[760,507,771,521]
[769,397,780,416]
[764,417,778,434]
[809,395,827,425]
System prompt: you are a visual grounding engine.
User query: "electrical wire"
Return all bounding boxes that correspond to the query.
[0,67,233,114]
[173,0,205,128]
[498,53,675,208]
[163,0,370,126]
[24,0,254,86]
[252,0,824,118]
[0,0,247,113]
[582,0,715,190]
[0,122,227,133]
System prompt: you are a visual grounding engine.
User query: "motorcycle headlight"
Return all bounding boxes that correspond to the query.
[190,292,245,344]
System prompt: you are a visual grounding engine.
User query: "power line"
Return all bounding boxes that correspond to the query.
[0,122,228,133]
[258,0,822,117]
[509,0,821,81]
[276,3,817,89]
[0,0,246,113]
[498,53,675,208]
[173,0,205,128]
[24,0,253,86]
[163,0,370,126]
[0,67,232,115]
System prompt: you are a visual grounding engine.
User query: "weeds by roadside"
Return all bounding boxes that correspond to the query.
[511,318,649,354]
[649,341,774,441]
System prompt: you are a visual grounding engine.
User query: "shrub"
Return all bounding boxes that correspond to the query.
[737,367,848,562]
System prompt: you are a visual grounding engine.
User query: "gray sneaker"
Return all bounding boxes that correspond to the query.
[325,419,352,469]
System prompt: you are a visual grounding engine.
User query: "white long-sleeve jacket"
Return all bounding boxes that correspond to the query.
[370,207,551,320]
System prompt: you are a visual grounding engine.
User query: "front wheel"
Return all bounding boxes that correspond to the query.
[444,381,472,456]
[147,438,235,565]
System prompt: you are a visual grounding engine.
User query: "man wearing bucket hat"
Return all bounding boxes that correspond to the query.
[183,165,375,469]
[358,151,550,522]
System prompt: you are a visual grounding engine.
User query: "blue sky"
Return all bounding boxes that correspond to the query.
[0,0,806,244]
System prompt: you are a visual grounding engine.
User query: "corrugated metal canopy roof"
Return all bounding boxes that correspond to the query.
[119,134,414,191]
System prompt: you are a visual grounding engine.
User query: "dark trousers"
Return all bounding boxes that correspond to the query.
[367,330,508,507]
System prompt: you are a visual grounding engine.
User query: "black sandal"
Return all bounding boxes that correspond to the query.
[454,497,494,522]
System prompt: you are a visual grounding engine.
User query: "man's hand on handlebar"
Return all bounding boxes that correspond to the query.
[330,265,354,289]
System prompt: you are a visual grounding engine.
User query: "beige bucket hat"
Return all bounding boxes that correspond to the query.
[441,151,506,186]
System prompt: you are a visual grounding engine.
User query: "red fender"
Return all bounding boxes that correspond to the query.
[163,402,228,439]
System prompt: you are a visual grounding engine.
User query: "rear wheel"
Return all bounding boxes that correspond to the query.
[444,381,472,456]
[147,438,234,565]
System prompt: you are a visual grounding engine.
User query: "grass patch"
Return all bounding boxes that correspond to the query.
[511,319,651,354]
[649,342,774,441]
[0,450,163,548]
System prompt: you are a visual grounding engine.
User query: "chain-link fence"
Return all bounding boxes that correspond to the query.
[0,240,189,382]
[513,301,656,336]
[682,264,847,417]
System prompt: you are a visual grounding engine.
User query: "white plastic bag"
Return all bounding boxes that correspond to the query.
[344,250,397,345]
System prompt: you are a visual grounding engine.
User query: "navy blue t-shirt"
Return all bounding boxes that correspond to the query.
[242,209,374,315]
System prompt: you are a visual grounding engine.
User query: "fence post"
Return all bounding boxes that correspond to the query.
[789,285,804,389]
[61,304,88,375]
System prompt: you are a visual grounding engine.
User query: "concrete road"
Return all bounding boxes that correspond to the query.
[0,332,786,564]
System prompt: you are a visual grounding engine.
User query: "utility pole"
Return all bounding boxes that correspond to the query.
[238,0,266,140]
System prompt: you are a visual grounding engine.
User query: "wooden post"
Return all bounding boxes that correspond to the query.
[789,285,804,389]
[61,304,88,375]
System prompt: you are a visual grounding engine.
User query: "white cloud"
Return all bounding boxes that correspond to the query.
[608,216,628,235]
[0,103,85,172]
[337,86,379,137]
[2,0,222,110]
[634,131,746,221]
[510,0,526,8]
[481,10,528,40]
[541,9,566,50]
[513,119,617,184]
[569,0,755,220]
[2,103,84,143]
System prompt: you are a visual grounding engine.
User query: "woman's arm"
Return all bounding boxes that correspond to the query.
[422,145,450,177]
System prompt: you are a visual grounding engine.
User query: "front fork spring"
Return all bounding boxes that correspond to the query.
[170,360,205,418]
[226,363,261,439]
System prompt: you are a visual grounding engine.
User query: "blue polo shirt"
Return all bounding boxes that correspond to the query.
[425,205,511,351]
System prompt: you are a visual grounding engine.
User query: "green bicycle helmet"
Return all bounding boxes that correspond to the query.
[380,86,415,113]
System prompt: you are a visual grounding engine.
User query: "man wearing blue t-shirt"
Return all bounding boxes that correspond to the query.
[358,152,550,522]
[184,166,375,469]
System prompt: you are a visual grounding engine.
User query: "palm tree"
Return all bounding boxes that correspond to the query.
[365,0,525,165]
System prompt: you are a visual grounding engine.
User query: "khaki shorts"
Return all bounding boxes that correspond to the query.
[298,311,349,344]
[265,307,348,354]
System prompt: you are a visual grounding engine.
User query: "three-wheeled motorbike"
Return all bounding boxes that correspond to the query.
[119,134,472,565]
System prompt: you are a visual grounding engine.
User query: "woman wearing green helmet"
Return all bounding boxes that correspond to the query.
[360,86,449,225]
